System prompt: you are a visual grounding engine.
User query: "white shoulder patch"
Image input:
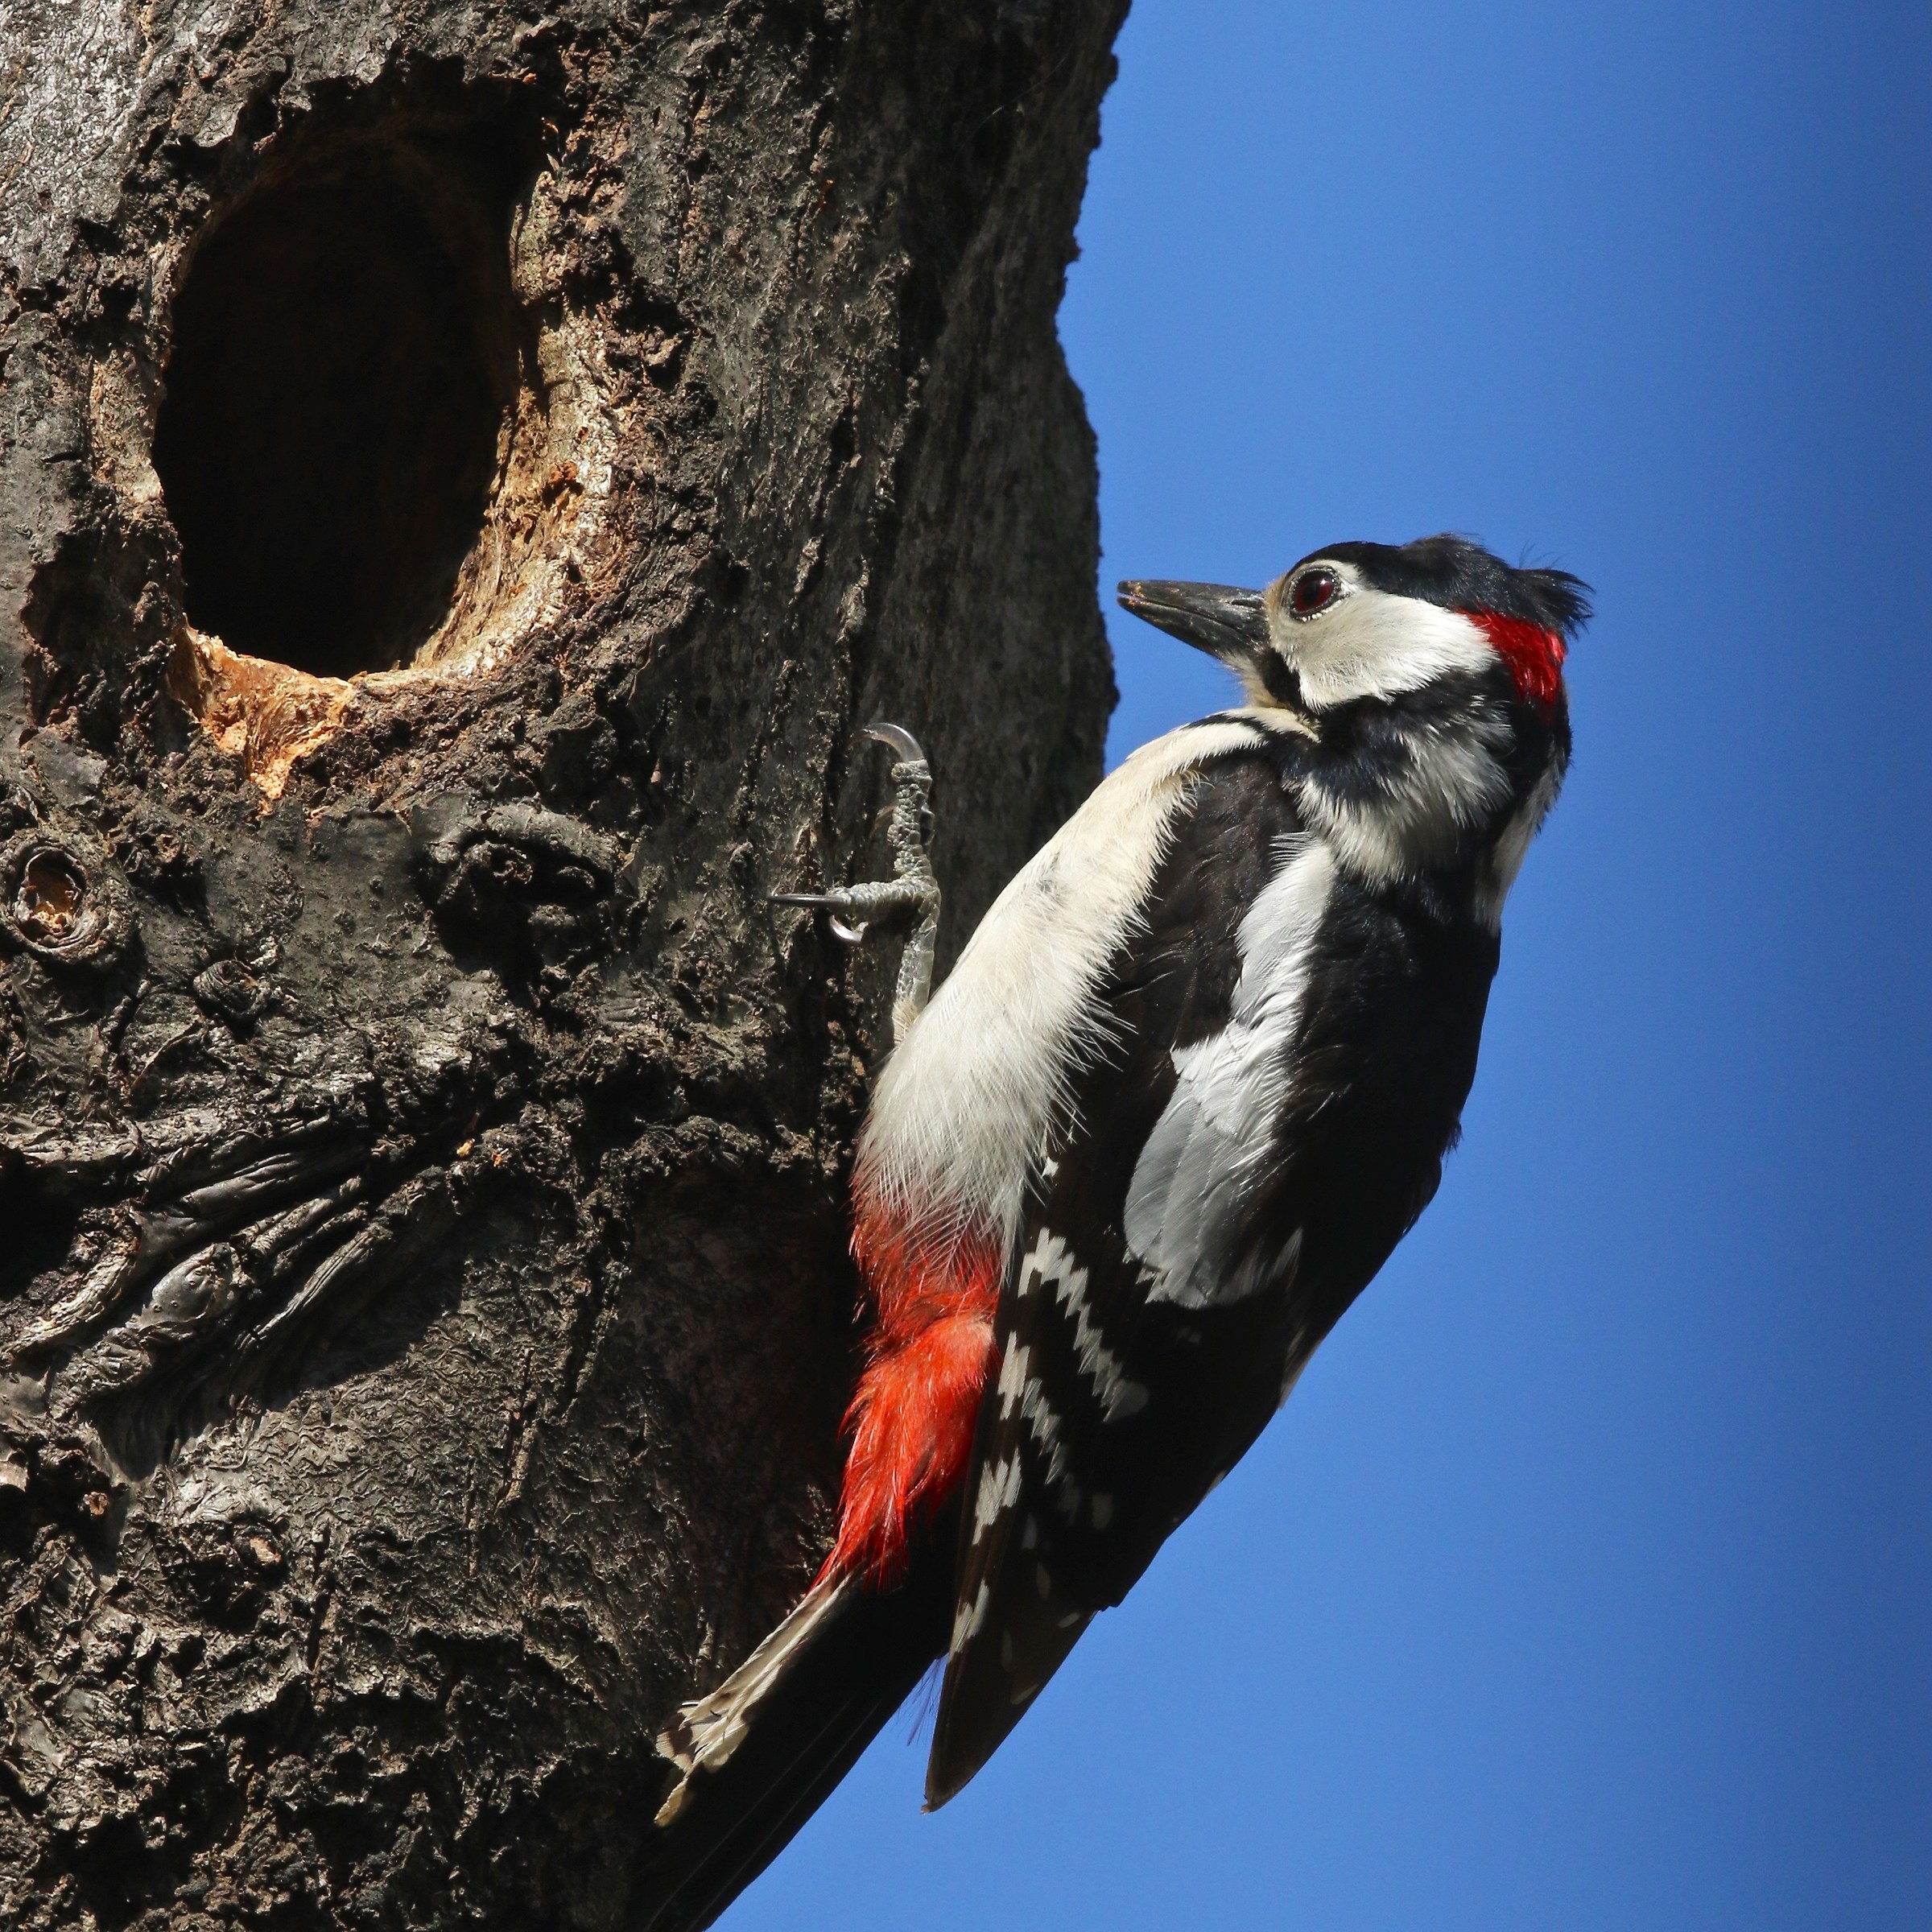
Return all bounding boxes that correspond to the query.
[1123,840,1335,1307]
[856,716,1265,1256]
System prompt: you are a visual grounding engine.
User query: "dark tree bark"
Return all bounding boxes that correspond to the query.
[0,3,1121,1923]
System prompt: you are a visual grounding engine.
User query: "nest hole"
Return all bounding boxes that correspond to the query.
[153,130,526,679]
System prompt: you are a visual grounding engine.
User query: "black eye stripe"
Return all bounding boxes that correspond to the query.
[1289,567,1340,617]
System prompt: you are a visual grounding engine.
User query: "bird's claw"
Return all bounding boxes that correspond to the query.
[764,723,942,1043]
[765,890,871,945]
[860,721,926,764]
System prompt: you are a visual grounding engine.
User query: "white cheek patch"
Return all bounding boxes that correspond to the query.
[1281,588,1493,708]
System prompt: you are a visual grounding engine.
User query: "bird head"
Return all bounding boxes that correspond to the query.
[1119,535,1591,906]
[1118,534,1587,725]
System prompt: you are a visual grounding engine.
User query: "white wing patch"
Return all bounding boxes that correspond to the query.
[1124,840,1335,1307]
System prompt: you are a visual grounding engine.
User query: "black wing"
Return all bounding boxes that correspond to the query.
[926,746,1492,1803]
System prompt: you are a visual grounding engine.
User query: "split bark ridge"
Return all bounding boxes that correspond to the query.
[0,2,1123,1924]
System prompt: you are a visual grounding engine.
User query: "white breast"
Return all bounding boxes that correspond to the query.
[856,716,1267,1257]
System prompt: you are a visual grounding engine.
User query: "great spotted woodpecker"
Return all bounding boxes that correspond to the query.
[648,534,1589,1927]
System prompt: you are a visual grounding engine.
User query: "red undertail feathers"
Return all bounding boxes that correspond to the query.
[825,1199,1002,1586]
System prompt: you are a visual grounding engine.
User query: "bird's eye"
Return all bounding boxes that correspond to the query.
[1290,567,1340,617]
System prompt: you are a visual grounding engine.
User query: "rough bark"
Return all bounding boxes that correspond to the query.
[0,2,1121,1923]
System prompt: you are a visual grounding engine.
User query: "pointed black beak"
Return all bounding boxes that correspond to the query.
[1117,580,1270,667]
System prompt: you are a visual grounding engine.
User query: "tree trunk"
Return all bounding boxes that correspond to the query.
[0,3,1121,1923]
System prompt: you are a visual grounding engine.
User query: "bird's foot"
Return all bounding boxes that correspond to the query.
[768,724,940,1043]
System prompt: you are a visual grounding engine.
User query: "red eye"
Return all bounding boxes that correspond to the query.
[1290,567,1340,616]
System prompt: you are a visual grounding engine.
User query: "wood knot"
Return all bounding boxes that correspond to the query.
[0,831,133,969]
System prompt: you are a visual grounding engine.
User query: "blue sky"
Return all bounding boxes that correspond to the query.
[730,3,1932,1925]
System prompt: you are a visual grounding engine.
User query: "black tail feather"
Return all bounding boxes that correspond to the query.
[638,1550,954,1932]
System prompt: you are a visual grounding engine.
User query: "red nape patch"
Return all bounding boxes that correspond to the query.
[1464,609,1567,715]
[822,1200,1002,1587]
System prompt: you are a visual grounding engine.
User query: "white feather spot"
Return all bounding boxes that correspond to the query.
[996,1337,1030,1416]
[951,1580,991,1655]
[971,1451,1023,1544]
